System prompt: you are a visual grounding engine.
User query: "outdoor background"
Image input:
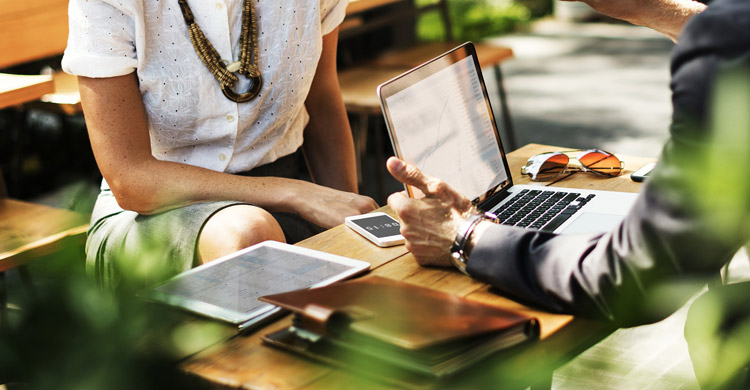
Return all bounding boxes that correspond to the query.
[2,1,708,388]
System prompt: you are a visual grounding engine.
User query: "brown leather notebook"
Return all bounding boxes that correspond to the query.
[260,276,538,383]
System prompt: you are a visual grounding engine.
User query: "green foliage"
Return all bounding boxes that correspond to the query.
[416,0,531,42]
[0,242,228,389]
[516,0,552,17]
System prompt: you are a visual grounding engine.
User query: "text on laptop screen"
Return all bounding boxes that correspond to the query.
[384,56,508,201]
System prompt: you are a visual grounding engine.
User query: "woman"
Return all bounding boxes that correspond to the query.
[62,0,377,288]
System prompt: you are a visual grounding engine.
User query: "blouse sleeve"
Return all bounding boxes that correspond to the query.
[62,0,138,78]
[320,0,348,35]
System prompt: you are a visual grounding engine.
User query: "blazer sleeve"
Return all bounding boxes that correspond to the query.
[466,0,750,327]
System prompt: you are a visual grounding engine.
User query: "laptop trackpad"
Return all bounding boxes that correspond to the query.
[560,212,623,234]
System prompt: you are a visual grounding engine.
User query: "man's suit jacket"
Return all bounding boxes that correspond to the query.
[467,0,750,327]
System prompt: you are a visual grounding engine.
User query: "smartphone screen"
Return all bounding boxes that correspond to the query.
[349,215,401,238]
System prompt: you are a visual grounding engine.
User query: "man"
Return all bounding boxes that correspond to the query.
[387,0,750,386]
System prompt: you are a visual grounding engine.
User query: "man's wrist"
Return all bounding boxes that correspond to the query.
[633,0,706,41]
[450,212,497,275]
[463,220,492,261]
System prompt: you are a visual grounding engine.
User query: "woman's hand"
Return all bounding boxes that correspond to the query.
[296,183,378,229]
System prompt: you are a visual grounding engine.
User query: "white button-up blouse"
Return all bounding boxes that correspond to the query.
[62,0,347,173]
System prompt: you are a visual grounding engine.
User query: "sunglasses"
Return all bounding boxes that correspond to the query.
[521,149,624,181]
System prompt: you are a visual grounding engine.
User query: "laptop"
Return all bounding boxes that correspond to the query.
[377,42,638,234]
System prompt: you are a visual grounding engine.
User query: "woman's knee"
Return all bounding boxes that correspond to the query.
[198,205,285,263]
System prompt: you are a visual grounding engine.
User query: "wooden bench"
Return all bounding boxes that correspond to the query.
[0,0,89,328]
[339,0,517,199]
[0,0,82,114]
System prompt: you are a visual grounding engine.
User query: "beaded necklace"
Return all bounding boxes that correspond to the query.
[177,0,262,103]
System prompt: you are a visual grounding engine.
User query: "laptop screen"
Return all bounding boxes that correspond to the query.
[379,43,511,203]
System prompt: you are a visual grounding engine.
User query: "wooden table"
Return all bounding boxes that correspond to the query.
[180,143,655,389]
[0,199,89,272]
[0,73,54,110]
[347,0,405,15]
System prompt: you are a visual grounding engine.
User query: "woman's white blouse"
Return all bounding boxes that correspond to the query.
[62,0,347,173]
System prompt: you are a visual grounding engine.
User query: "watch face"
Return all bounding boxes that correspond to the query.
[350,215,401,238]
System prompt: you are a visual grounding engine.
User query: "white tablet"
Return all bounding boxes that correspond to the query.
[138,241,370,331]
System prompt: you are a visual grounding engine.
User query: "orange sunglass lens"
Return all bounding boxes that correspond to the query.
[579,150,622,176]
[535,153,569,181]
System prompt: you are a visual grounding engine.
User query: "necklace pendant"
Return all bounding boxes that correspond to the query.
[221,74,262,103]
[226,61,241,72]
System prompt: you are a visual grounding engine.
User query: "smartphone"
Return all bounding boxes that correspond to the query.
[345,212,405,247]
[631,162,656,182]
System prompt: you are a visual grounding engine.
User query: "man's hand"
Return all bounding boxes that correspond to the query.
[386,157,474,267]
[560,0,706,41]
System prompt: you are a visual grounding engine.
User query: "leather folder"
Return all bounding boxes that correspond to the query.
[260,276,538,383]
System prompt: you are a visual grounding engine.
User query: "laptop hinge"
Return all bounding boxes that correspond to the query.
[477,188,512,212]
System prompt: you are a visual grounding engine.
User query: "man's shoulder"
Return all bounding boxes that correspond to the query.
[681,0,750,52]
[672,0,750,75]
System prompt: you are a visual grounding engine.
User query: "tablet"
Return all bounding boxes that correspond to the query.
[138,241,370,331]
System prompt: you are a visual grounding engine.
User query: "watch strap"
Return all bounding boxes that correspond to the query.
[450,212,497,275]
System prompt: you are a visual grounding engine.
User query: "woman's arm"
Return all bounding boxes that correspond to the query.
[302,27,359,194]
[79,73,375,227]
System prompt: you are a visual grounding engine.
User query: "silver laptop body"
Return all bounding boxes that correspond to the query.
[377,42,637,234]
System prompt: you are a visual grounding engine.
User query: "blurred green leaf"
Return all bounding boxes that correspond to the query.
[416,0,531,42]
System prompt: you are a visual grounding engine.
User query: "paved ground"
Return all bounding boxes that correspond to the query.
[364,19,677,202]
[487,19,675,158]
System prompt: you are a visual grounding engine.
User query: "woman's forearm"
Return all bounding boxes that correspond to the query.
[79,73,304,214]
[79,73,375,227]
[106,157,309,215]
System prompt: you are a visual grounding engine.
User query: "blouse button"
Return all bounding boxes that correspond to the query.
[219,153,227,162]
[215,2,223,10]
[226,114,235,123]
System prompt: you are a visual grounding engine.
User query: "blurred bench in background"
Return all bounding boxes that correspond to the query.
[0,0,82,115]
[339,0,516,201]
[0,0,88,327]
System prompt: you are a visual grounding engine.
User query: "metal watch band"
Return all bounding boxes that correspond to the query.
[450,212,498,275]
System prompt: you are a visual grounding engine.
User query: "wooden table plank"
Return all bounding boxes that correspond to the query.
[370,42,514,70]
[0,0,69,69]
[346,0,405,15]
[181,143,655,389]
[509,143,651,194]
[0,199,89,272]
[0,73,54,110]
[337,67,409,114]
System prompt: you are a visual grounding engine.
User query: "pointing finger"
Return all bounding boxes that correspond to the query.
[386,157,438,197]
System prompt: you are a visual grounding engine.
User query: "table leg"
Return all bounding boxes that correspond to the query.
[18,266,35,301]
[374,118,387,203]
[493,65,517,152]
[0,172,7,197]
[0,271,7,330]
[352,113,369,187]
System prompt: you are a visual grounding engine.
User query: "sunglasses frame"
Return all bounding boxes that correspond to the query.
[521,149,625,181]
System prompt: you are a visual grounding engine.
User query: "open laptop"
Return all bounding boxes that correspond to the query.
[377,42,638,234]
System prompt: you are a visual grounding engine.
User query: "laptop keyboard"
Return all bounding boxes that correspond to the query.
[494,189,596,232]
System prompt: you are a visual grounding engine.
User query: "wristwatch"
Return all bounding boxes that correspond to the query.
[450,212,498,275]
